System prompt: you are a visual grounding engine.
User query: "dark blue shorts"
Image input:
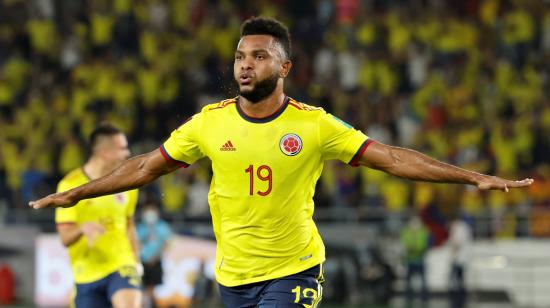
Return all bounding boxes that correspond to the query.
[74,266,141,308]
[219,264,324,308]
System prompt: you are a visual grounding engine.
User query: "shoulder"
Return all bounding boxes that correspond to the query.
[201,97,238,113]
[172,98,237,131]
[285,98,327,123]
[286,97,325,113]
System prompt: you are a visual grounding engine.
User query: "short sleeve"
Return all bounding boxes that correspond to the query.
[318,111,371,165]
[55,180,78,224]
[125,189,139,217]
[160,113,205,166]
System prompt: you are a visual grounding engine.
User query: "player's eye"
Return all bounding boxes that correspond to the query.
[235,55,242,60]
[256,55,265,60]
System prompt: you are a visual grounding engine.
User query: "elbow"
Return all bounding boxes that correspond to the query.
[135,168,159,187]
[377,148,402,174]
[139,154,167,179]
[122,156,157,187]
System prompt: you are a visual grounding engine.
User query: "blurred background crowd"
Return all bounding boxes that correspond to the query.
[0,0,549,239]
[0,0,549,306]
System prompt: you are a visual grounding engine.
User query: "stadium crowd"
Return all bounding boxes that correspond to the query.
[0,0,549,239]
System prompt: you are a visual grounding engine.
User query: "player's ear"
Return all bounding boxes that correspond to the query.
[280,60,292,78]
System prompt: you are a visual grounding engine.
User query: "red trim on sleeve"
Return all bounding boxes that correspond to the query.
[56,222,77,227]
[349,139,374,167]
[159,146,190,168]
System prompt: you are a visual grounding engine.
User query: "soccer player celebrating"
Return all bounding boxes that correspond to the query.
[31,18,532,307]
[54,123,142,308]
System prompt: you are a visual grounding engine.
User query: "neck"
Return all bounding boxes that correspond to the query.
[83,157,111,180]
[239,85,286,118]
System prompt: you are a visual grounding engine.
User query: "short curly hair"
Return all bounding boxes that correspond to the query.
[240,16,291,60]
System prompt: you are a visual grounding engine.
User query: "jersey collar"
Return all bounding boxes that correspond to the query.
[236,96,289,123]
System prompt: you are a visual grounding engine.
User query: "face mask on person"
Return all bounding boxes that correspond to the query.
[143,210,159,224]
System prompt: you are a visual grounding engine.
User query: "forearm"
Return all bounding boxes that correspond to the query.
[358,141,533,191]
[64,154,162,204]
[366,146,484,185]
[57,224,83,247]
[127,222,140,263]
[30,149,179,209]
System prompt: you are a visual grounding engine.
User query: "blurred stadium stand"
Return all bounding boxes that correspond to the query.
[0,0,549,306]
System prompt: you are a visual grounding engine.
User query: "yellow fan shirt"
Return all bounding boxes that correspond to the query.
[55,168,138,283]
[162,97,371,286]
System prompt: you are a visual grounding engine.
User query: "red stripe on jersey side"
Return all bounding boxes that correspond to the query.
[159,146,190,168]
[349,139,374,167]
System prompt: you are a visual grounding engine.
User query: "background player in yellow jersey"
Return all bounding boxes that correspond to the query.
[55,123,142,308]
[31,17,533,308]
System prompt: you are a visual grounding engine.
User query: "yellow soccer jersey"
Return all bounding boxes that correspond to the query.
[161,96,371,287]
[55,168,138,283]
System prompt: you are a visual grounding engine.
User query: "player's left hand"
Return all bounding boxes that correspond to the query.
[476,176,534,192]
[136,262,144,277]
[28,192,76,209]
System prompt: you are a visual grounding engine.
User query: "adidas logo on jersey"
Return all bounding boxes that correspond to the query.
[220,140,236,151]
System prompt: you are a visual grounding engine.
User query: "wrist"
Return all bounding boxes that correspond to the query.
[65,189,80,205]
[469,173,486,186]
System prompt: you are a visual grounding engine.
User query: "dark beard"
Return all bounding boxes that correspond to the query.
[239,73,279,103]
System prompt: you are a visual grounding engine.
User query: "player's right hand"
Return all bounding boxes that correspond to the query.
[476,176,534,192]
[28,192,76,209]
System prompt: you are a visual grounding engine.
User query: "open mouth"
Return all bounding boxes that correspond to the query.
[239,74,253,85]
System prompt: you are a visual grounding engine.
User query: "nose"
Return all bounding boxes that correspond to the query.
[240,55,253,71]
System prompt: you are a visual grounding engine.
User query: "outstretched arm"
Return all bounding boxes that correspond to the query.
[358,141,533,191]
[29,149,182,209]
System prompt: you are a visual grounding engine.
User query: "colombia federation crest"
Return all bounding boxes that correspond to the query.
[280,133,302,156]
